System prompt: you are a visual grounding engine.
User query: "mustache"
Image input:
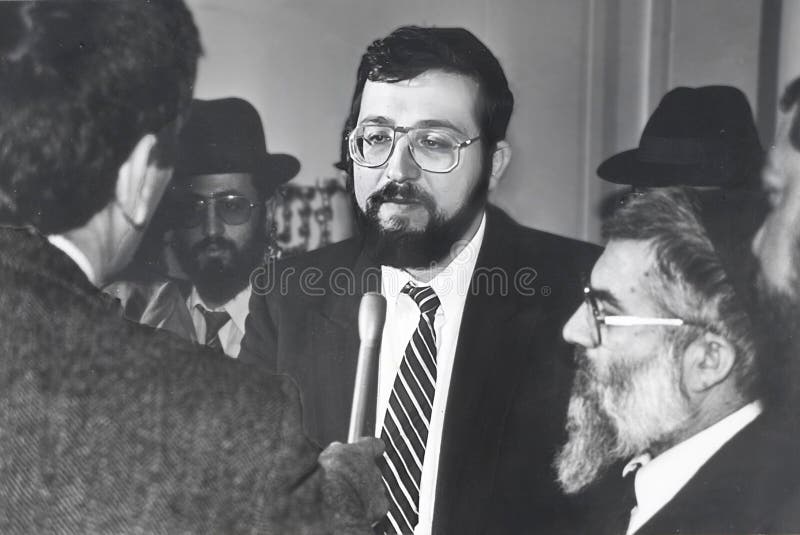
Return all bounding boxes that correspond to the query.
[572,347,594,379]
[191,237,236,256]
[366,181,435,211]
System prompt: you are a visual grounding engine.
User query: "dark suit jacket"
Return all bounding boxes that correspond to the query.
[575,412,800,535]
[240,205,601,534]
[0,226,355,534]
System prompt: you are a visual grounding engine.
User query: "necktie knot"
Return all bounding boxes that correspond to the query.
[401,282,440,315]
[197,306,230,347]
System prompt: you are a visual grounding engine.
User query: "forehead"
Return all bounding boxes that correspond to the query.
[174,173,258,197]
[357,70,480,133]
[591,239,663,314]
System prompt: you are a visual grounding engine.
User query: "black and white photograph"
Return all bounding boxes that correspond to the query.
[1,1,798,533]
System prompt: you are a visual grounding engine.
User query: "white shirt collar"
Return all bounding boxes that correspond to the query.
[624,400,763,534]
[187,284,251,333]
[381,211,486,315]
[47,234,97,285]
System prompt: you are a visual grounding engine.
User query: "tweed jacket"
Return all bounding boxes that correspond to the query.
[0,225,365,534]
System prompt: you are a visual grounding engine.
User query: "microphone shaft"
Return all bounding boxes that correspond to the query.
[348,342,380,442]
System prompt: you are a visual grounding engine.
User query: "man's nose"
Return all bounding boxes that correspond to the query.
[562,303,595,349]
[202,202,224,237]
[384,135,421,183]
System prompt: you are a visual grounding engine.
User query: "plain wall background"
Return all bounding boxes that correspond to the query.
[186,0,767,243]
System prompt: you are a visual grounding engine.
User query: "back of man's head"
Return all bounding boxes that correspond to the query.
[603,187,761,399]
[0,0,201,235]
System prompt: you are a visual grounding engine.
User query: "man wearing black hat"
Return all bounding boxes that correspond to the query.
[556,86,800,535]
[111,97,299,357]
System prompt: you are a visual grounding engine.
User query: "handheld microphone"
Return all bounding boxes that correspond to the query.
[347,292,386,442]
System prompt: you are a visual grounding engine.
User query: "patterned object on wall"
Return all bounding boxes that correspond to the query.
[270,176,354,259]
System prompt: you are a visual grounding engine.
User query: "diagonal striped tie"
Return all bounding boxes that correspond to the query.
[376,283,440,534]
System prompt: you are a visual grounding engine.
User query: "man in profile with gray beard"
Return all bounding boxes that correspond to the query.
[556,187,800,535]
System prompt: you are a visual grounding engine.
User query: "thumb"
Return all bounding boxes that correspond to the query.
[354,436,385,458]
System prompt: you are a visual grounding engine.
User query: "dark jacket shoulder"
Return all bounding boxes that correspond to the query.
[0,227,325,532]
[486,204,600,264]
[273,236,363,273]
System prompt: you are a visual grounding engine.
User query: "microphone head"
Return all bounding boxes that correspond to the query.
[358,292,386,343]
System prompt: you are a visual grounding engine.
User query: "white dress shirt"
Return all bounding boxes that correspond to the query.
[624,400,763,535]
[375,212,486,535]
[47,234,97,285]
[187,285,251,358]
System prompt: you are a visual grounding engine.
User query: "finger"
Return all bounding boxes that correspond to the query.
[318,441,345,466]
[354,436,385,458]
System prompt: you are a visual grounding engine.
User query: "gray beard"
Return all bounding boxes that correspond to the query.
[555,346,691,494]
[553,365,619,494]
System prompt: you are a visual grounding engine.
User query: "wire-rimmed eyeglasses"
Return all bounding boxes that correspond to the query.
[348,124,480,173]
[581,276,702,347]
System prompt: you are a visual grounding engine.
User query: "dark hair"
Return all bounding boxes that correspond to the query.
[337,25,514,170]
[603,187,759,398]
[0,0,202,234]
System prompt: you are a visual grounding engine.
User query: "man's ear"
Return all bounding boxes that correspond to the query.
[115,134,171,228]
[682,332,737,394]
[488,140,511,192]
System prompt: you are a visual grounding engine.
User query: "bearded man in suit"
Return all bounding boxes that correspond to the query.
[241,25,600,534]
[107,97,299,358]
[0,1,384,532]
[558,187,800,535]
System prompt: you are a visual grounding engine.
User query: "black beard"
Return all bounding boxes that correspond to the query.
[174,236,263,305]
[349,169,490,269]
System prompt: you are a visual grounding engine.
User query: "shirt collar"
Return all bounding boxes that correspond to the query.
[625,400,763,527]
[188,284,251,333]
[47,234,97,286]
[381,211,486,317]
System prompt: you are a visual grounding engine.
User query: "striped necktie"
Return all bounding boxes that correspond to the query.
[198,306,230,352]
[376,283,441,534]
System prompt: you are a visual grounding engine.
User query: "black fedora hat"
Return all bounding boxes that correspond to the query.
[174,97,300,193]
[597,86,763,188]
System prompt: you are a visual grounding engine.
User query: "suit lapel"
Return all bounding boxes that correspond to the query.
[433,210,541,533]
[318,250,380,329]
[633,414,792,535]
[308,250,381,443]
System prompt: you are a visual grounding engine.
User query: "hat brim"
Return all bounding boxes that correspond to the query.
[263,153,301,188]
[597,149,753,188]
